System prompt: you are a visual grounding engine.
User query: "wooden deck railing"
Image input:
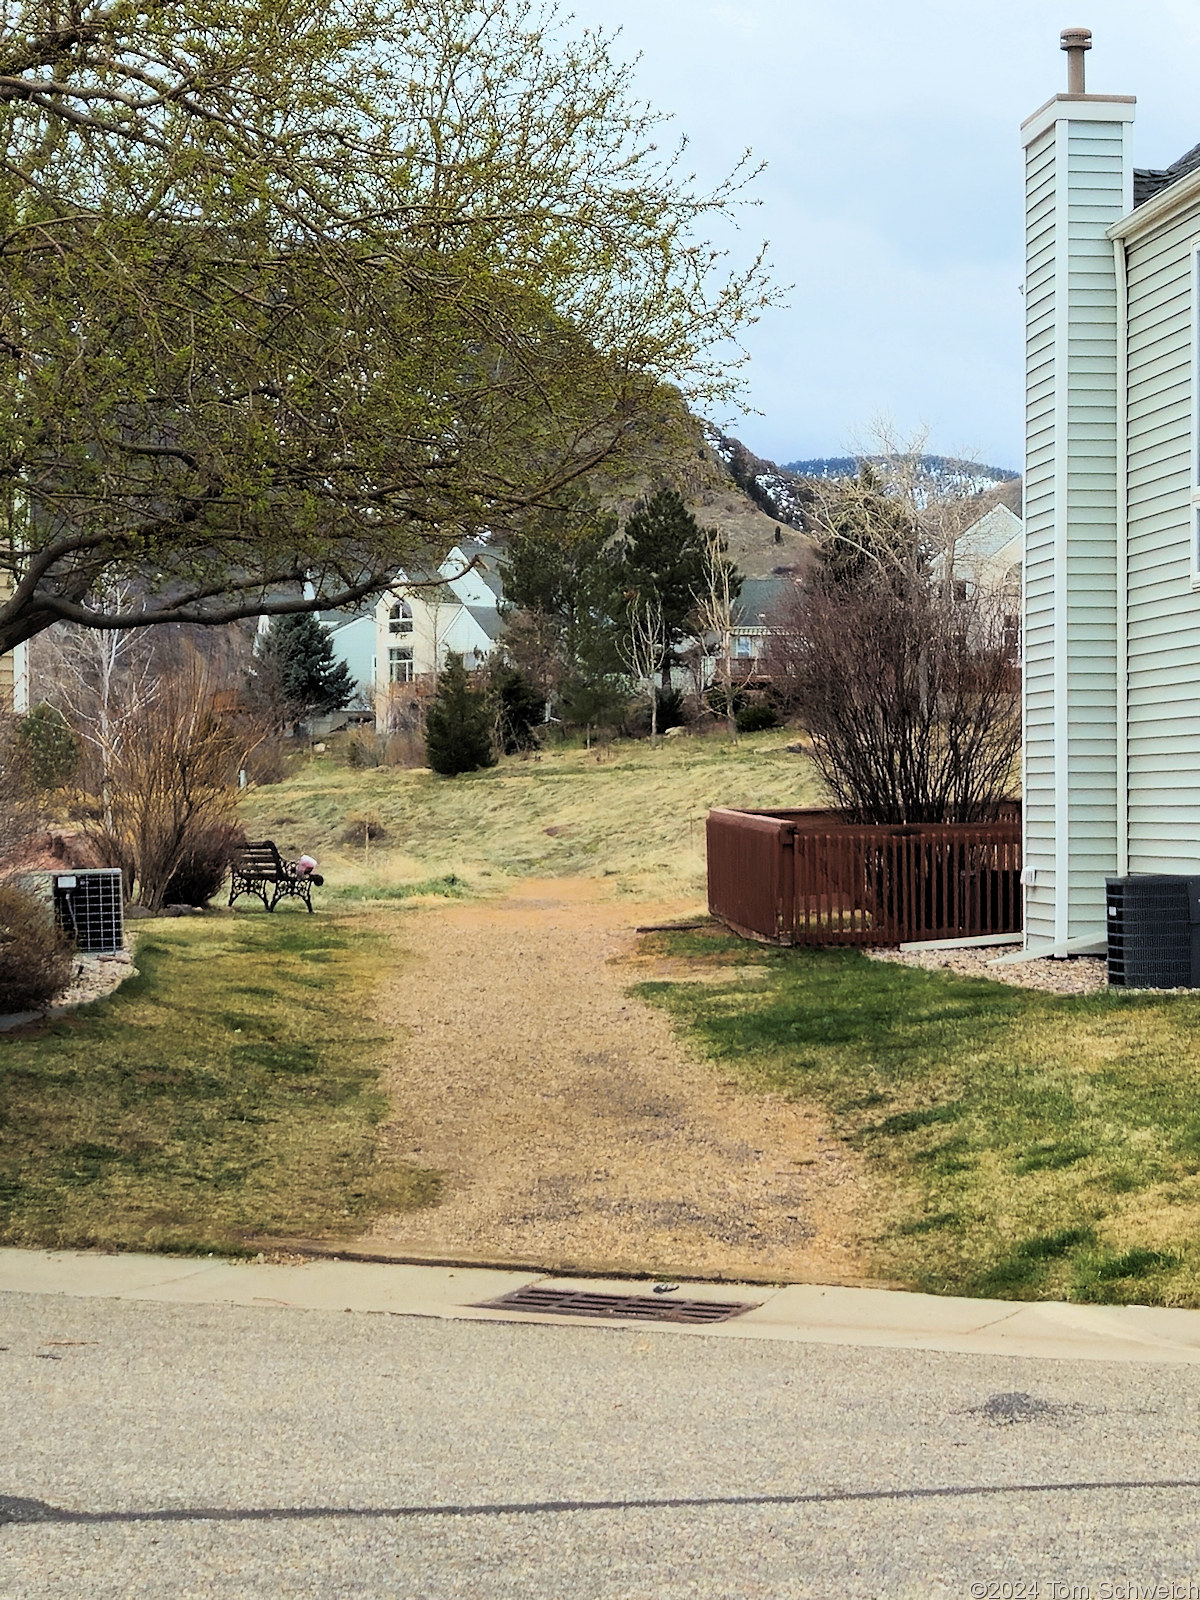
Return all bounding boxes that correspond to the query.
[706,807,1022,947]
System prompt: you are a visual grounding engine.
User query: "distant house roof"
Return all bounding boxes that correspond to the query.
[457,541,505,599]
[950,503,1022,563]
[1134,140,1200,208]
[465,605,505,642]
[319,605,372,630]
[732,577,788,629]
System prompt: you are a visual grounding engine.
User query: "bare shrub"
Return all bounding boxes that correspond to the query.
[0,884,74,1014]
[345,732,385,768]
[242,737,286,786]
[764,453,1021,825]
[385,730,426,768]
[343,812,387,845]
[86,662,259,908]
[161,821,248,907]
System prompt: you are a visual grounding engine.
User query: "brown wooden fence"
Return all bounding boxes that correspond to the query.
[706,807,1022,947]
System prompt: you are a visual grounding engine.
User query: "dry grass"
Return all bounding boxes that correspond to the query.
[240,728,824,902]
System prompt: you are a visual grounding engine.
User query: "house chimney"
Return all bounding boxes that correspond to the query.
[1060,27,1091,94]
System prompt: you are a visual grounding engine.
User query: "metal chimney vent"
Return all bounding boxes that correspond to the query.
[1106,875,1200,989]
[1060,27,1092,93]
[52,869,124,955]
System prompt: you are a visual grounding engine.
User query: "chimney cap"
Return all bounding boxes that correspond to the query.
[1060,27,1092,50]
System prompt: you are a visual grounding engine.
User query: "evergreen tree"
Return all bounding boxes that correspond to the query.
[500,506,623,680]
[425,653,497,776]
[610,488,724,686]
[253,614,355,730]
[488,664,547,755]
[16,702,80,790]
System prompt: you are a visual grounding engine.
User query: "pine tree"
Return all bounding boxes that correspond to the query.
[425,653,497,776]
[253,614,355,730]
[16,702,80,790]
[611,488,717,688]
[488,664,546,754]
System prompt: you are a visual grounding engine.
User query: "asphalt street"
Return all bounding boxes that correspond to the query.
[3,1290,1200,1599]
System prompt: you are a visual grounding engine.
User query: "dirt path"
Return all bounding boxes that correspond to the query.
[361,879,869,1283]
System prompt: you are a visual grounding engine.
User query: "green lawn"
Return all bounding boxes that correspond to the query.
[637,928,1200,1307]
[0,912,437,1254]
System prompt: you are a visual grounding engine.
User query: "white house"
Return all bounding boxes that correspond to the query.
[1019,29,1200,953]
[938,503,1022,601]
[0,574,29,714]
[322,542,504,725]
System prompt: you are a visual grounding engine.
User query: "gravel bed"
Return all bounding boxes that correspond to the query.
[56,948,136,1008]
[866,943,1108,995]
[0,948,136,1030]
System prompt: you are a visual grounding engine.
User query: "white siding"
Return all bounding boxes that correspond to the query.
[1064,127,1124,934]
[1125,191,1200,874]
[1023,127,1058,946]
[1023,114,1129,949]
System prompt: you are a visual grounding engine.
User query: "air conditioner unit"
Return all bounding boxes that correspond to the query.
[52,869,124,955]
[1106,875,1200,989]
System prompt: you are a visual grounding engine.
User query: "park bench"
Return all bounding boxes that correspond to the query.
[228,840,322,914]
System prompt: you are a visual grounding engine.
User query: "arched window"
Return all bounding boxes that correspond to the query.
[388,600,413,635]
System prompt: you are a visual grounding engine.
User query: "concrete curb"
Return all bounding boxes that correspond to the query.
[4,1248,1200,1364]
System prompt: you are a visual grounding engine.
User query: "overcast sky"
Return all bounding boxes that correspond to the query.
[576,0,1200,471]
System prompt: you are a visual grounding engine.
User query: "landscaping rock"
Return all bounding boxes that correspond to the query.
[866,944,1108,995]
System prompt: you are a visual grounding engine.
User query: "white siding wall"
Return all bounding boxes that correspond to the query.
[1023,126,1058,946]
[1064,123,1125,934]
[1023,112,1130,950]
[1125,191,1200,872]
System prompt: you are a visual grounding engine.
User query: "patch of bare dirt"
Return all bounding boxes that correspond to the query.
[361,878,869,1283]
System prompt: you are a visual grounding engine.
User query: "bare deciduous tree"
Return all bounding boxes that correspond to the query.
[0,713,38,865]
[765,448,1020,824]
[31,586,158,832]
[691,526,740,742]
[86,660,259,908]
[618,593,667,745]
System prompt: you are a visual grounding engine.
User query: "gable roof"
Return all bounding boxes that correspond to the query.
[1134,140,1200,208]
[464,604,505,642]
[732,577,788,629]
[951,503,1022,562]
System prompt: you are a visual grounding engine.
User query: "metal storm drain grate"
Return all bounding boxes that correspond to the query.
[475,1285,755,1325]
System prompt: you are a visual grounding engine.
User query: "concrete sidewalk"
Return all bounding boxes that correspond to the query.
[4,1247,1200,1364]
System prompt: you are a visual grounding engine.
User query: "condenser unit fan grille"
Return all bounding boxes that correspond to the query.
[1106,875,1200,989]
[52,869,124,955]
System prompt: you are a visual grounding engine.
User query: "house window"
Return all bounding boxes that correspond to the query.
[389,600,413,635]
[388,646,414,684]
[735,636,753,658]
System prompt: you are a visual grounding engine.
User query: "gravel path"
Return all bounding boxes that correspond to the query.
[361,879,868,1284]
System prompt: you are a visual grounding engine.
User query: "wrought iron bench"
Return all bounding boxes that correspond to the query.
[228,840,322,914]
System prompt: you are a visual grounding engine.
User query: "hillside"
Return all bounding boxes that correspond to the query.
[589,411,818,580]
[785,453,1019,496]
